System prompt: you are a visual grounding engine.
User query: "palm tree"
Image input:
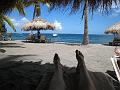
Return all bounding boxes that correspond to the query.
[0,14,17,41]
[23,0,49,19]
[0,0,18,14]
[0,15,16,32]
[23,0,49,38]
[0,0,26,40]
[23,1,40,19]
[0,0,49,35]
[82,0,89,45]
[0,0,26,32]
[0,22,7,40]
[0,0,118,14]
[1,0,120,44]
[48,0,119,45]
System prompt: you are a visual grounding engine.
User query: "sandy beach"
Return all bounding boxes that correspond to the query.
[0,40,116,72]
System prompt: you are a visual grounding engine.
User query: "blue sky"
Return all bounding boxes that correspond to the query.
[6,4,120,34]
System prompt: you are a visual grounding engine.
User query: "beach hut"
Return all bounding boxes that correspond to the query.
[105,22,120,39]
[22,17,55,39]
[105,23,120,45]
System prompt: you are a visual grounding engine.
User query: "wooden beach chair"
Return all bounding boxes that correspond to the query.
[111,56,120,82]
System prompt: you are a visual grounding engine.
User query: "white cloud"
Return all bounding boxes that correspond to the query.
[54,20,62,30]
[21,17,29,22]
[10,18,16,22]
[10,17,29,27]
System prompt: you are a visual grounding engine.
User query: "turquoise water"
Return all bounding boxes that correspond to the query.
[9,33,113,44]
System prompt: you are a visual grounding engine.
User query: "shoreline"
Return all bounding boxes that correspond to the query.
[0,40,115,73]
[2,40,111,45]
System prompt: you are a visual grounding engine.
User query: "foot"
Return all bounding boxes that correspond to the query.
[75,50,85,73]
[53,53,61,70]
[49,53,65,90]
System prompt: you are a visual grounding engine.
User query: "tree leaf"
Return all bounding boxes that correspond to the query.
[3,15,16,32]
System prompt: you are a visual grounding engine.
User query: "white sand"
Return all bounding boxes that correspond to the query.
[0,40,116,72]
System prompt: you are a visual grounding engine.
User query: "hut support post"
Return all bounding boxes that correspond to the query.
[113,33,115,40]
[37,30,40,39]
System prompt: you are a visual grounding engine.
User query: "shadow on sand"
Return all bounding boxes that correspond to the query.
[0,42,25,48]
[0,55,54,90]
[0,50,120,90]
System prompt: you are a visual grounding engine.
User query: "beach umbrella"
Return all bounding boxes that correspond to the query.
[22,17,55,39]
[105,22,120,39]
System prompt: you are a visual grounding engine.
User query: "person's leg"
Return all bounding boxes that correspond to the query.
[49,53,66,90]
[75,50,96,90]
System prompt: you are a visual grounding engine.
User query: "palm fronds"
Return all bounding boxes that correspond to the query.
[0,0,17,14]
[48,0,120,13]
[2,15,16,32]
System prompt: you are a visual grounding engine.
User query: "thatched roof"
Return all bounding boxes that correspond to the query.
[105,23,120,34]
[22,18,55,31]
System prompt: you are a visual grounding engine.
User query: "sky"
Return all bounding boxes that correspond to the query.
[6,3,120,34]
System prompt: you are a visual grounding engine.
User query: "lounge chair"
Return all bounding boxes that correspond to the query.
[109,42,120,46]
[40,35,47,43]
[26,34,36,42]
[111,56,120,82]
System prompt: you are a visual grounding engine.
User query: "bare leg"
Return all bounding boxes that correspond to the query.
[75,50,96,90]
[49,53,66,90]
[75,50,85,73]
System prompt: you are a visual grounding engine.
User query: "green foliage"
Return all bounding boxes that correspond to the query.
[23,0,50,19]
[0,22,7,41]
[2,15,16,32]
[15,1,25,16]
[113,38,120,42]
[8,32,12,40]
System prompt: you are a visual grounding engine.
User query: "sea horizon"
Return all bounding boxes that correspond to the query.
[9,32,113,35]
[5,33,114,44]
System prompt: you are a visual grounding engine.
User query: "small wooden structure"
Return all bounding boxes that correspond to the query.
[22,17,55,39]
[105,23,120,46]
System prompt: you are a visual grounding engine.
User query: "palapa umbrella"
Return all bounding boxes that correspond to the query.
[105,22,120,39]
[22,17,55,39]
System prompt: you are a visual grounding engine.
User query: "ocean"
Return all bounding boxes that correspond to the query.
[8,33,114,44]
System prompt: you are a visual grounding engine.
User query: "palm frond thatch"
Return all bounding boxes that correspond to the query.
[22,17,55,31]
[105,22,120,34]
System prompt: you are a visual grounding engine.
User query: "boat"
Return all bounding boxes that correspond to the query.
[53,33,58,37]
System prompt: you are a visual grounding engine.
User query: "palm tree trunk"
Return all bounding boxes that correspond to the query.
[31,4,37,34]
[33,4,37,19]
[82,0,89,45]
